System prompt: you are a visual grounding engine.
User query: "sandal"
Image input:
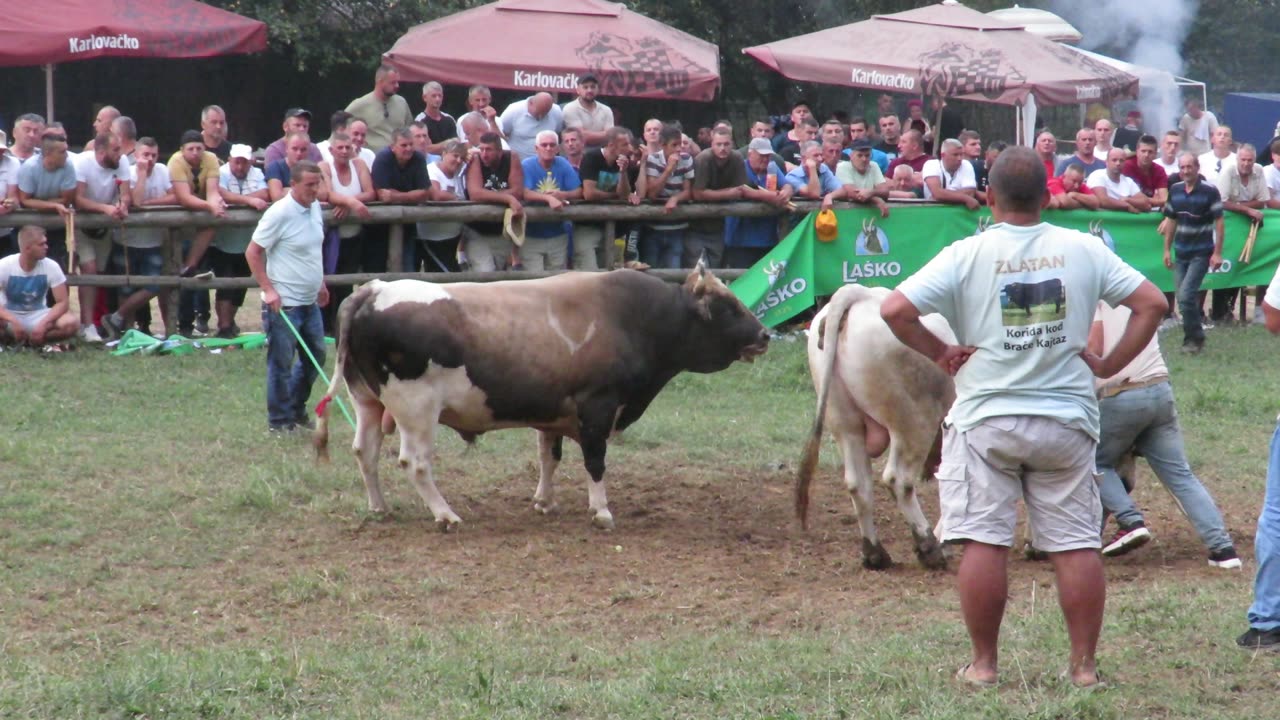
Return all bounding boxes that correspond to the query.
[955,662,998,689]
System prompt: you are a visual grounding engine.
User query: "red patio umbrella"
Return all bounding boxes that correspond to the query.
[743,1,1137,108]
[384,0,720,102]
[0,0,268,122]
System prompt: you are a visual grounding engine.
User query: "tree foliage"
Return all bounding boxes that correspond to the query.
[207,0,477,75]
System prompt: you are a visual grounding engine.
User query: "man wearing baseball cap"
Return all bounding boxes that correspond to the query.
[264,108,323,166]
[724,138,794,268]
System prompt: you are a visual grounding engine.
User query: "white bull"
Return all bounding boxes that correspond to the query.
[796,284,955,570]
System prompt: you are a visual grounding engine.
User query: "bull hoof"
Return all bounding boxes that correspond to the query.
[861,539,893,570]
[591,510,615,531]
[434,513,462,533]
[533,500,559,515]
[913,531,949,570]
[917,542,949,571]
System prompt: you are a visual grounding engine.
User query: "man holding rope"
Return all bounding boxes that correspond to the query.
[245,160,328,434]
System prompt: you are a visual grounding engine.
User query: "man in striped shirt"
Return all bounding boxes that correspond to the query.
[1161,152,1224,354]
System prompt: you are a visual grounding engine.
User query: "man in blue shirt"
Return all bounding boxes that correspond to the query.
[725,139,794,268]
[783,142,841,199]
[1162,152,1224,354]
[520,130,581,271]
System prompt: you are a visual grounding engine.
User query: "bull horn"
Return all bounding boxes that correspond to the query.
[696,250,709,278]
[1089,220,1102,235]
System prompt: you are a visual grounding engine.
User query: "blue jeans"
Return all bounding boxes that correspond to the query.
[1172,252,1210,344]
[1096,381,1231,552]
[1247,422,1280,630]
[263,304,326,429]
[640,227,684,269]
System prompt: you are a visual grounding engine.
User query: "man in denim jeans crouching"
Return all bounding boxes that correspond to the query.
[246,160,328,433]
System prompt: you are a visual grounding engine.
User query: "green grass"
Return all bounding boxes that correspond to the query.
[0,325,1276,719]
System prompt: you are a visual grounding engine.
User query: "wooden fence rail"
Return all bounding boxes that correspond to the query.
[1,200,793,332]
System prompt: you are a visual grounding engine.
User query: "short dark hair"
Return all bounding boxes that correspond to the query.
[989,146,1046,212]
[578,73,598,85]
[15,113,44,126]
[1270,138,1280,157]
[390,127,413,144]
[137,136,159,149]
[479,132,502,148]
[1137,134,1158,148]
[958,129,981,144]
[179,129,204,146]
[658,124,682,146]
[604,126,632,145]
[987,140,1008,155]
[330,110,354,131]
[848,116,869,129]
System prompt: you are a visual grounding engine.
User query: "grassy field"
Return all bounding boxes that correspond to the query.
[2,321,1278,719]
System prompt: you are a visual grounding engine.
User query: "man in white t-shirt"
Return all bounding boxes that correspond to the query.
[881,146,1166,690]
[246,160,328,433]
[1240,265,1280,650]
[1179,99,1218,157]
[317,111,376,168]
[1155,131,1181,179]
[102,137,176,339]
[0,226,78,347]
[561,73,613,148]
[1265,139,1280,201]
[1197,125,1236,188]
[1088,148,1150,214]
[921,138,978,209]
[0,132,21,255]
[72,132,131,342]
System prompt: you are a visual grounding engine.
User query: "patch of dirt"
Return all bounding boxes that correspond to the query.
[138,459,1244,646]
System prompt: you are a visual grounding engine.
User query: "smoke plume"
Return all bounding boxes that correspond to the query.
[1049,0,1200,136]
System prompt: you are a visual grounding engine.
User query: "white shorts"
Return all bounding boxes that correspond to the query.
[4,308,51,333]
[937,415,1102,552]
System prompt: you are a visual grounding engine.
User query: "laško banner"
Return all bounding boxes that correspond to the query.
[730,206,1280,328]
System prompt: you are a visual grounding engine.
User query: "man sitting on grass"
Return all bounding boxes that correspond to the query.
[0,225,78,348]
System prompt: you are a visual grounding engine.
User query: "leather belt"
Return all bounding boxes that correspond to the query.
[1099,374,1169,399]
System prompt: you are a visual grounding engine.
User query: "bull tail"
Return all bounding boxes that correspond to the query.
[796,288,857,530]
[313,287,363,462]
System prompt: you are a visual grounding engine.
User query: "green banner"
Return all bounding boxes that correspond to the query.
[731,207,1280,328]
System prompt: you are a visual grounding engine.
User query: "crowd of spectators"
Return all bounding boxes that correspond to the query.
[2,65,1280,347]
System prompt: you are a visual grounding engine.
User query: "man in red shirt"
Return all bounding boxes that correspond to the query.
[1047,164,1099,210]
[1122,134,1169,208]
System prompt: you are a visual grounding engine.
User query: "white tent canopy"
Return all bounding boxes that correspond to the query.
[1061,45,1205,136]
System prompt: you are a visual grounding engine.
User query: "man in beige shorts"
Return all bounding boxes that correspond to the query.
[882,146,1167,690]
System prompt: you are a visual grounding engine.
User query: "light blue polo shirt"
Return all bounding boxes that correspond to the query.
[251,192,324,307]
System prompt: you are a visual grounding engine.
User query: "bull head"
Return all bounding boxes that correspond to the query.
[861,218,884,254]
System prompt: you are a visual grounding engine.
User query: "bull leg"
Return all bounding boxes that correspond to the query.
[533,431,563,514]
[353,398,389,513]
[398,405,461,532]
[834,430,891,570]
[884,443,947,570]
[577,403,617,530]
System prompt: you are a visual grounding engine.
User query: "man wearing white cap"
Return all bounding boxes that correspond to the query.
[208,144,270,338]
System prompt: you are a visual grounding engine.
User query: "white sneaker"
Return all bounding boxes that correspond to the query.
[1158,317,1178,332]
[78,325,104,343]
